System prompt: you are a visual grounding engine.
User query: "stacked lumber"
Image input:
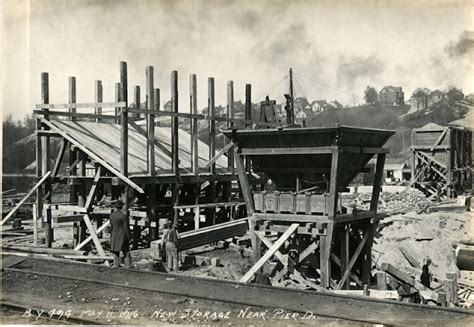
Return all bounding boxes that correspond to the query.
[1,245,113,262]
[178,218,249,251]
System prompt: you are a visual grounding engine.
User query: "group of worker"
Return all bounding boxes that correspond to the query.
[108,200,179,271]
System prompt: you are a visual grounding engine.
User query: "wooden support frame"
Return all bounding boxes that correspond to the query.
[84,166,101,210]
[240,223,299,283]
[171,70,179,175]
[190,74,199,175]
[51,139,68,177]
[82,214,109,266]
[336,229,369,290]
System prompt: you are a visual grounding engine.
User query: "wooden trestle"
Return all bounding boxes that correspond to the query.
[32,61,278,251]
[411,124,472,199]
[226,127,394,290]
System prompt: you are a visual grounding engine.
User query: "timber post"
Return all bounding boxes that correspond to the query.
[41,72,53,247]
[95,80,103,122]
[171,70,179,226]
[120,61,130,237]
[190,74,198,175]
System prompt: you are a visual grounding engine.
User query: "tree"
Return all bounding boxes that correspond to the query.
[364,86,378,104]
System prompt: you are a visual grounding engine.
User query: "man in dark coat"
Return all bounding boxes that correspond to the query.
[109,200,131,268]
[162,220,179,271]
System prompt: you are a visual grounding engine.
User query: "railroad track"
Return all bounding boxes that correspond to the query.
[2,254,473,326]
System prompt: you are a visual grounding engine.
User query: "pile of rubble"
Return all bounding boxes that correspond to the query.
[356,188,427,211]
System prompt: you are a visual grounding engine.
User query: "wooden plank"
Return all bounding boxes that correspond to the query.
[33,110,117,120]
[82,215,109,266]
[32,204,38,246]
[235,148,255,214]
[240,147,334,156]
[1,171,52,225]
[120,61,128,177]
[2,245,85,256]
[146,66,155,175]
[53,215,84,223]
[370,154,386,212]
[331,253,363,287]
[174,201,244,209]
[95,80,103,122]
[336,230,369,290]
[35,101,126,109]
[227,80,234,172]
[171,70,179,175]
[190,74,198,174]
[51,140,68,177]
[208,77,216,174]
[430,128,448,152]
[84,166,101,210]
[253,213,329,223]
[39,118,144,194]
[240,223,299,283]
[74,220,110,251]
[205,141,234,168]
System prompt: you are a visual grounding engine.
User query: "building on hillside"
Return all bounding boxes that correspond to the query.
[383,158,411,182]
[428,90,444,107]
[379,86,404,106]
[311,100,327,112]
[328,100,343,109]
[295,110,307,126]
[410,91,428,111]
[465,93,474,104]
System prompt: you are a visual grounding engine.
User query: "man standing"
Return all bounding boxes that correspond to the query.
[163,220,179,271]
[109,200,131,268]
[420,258,432,288]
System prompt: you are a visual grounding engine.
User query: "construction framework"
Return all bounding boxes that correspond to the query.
[411,124,472,199]
[225,126,394,290]
[30,61,280,252]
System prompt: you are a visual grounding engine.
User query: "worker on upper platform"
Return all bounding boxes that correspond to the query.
[163,220,180,271]
[109,200,131,268]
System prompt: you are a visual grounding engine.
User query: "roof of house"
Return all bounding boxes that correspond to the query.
[311,100,327,107]
[430,90,444,97]
[380,86,403,93]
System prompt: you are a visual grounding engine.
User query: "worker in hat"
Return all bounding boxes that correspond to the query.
[420,257,432,288]
[109,200,131,268]
[162,220,179,271]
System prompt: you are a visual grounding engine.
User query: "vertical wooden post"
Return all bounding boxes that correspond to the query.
[245,84,252,173]
[147,67,157,240]
[208,78,217,224]
[190,74,198,175]
[361,153,386,285]
[171,71,179,227]
[41,72,53,247]
[77,149,87,243]
[340,225,350,289]
[119,62,130,244]
[35,117,42,235]
[115,83,121,124]
[171,71,179,175]
[69,77,76,121]
[227,81,234,173]
[95,80,102,122]
[446,128,452,197]
[146,67,155,174]
[134,85,141,118]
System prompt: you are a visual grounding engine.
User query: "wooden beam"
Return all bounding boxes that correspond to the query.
[227,81,234,172]
[82,214,108,267]
[74,220,110,251]
[1,171,52,225]
[69,76,76,121]
[205,141,234,168]
[33,110,116,120]
[240,146,334,156]
[331,253,363,287]
[95,80,103,122]
[336,229,369,290]
[146,66,155,175]
[190,74,198,174]
[430,128,448,152]
[274,240,319,282]
[171,70,179,175]
[39,118,144,194]
[208,77,216,174]
[256,231,325,292]
[51,139,68,177]
[84,166,101,210]
[35,101,126,109]
[234,148,255,214]
[240,223,299,283]
[120,61,128,176]
[134,85,141,118]
[340,146,390,154]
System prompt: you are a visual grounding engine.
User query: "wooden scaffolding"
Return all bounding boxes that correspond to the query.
[411,123,472,199]
[31,61,279,251]
[225,126,394,290]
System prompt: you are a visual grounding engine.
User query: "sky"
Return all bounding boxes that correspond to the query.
[1,0,473,119]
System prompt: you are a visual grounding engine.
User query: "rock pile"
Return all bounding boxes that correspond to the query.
[356,188,427,211]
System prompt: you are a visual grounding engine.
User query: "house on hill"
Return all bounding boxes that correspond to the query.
[428,90,445,107]
[384,158,411,182]
[328,100,343,109]
[379,86,404,106]
[311,100,328,112]
[410,90,428,111]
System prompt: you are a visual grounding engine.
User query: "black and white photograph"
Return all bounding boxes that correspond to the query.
[1,0,473,325]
